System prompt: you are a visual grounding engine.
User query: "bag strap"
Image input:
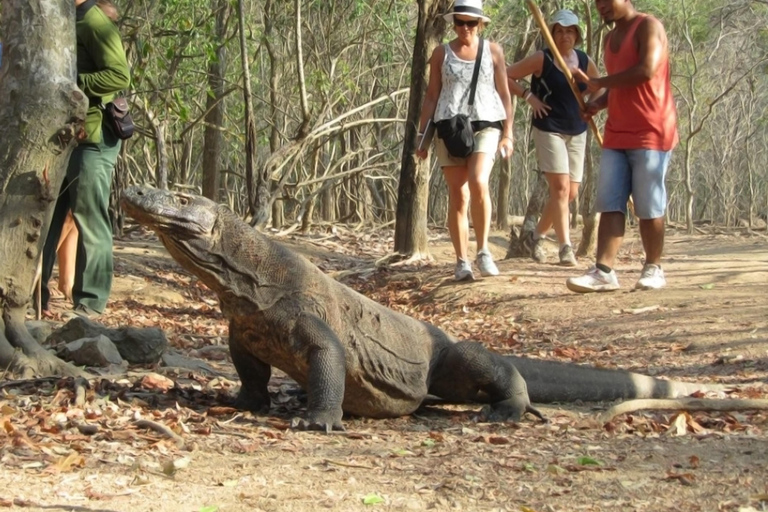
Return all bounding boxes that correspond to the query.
[467,38,484,107]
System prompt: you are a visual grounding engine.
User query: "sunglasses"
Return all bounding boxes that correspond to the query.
[454,18,480,28]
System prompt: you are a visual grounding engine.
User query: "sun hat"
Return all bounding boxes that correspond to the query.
[443,0,491,24]
[548,9,583,46]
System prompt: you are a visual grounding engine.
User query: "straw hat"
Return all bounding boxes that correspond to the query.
[548,9,583,46]
[443,0,491,24]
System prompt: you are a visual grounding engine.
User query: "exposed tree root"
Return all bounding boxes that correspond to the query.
[599,397,768,423]
[375,251,429,267]
[0,309,85,379]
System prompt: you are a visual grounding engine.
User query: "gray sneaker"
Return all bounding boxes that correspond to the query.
[475,249,499,277]
[558,245,577,267]
[454,259,475,281]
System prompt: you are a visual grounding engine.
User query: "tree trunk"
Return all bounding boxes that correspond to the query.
[201,0,229,201]
[393,0,449,259]
[496,15,535,231]
[576,132,598,257]
[0,0,87,377]
[237,0,263,223]
[576,0,600,257]
[506,171,548,258]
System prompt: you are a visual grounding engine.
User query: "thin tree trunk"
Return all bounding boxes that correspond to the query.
[393,0,449,259]
[506,171,548,258]
[201,0,229,201]
[497,16,535,231]
[576,131,598,257]
[0,0,87,377]
[237,0,261,222]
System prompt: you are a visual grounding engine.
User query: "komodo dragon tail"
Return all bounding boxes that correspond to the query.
[506,356,726,403]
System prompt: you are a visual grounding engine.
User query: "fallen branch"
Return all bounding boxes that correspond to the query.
[0,376,59,390]
[599,397,768,423]
[134,419,185,448]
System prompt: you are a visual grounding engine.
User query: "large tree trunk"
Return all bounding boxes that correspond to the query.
[393,0,450,259]
[0,0,87,377]
[201,0,229,201]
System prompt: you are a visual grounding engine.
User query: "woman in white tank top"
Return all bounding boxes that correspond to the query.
[415,0,514,282]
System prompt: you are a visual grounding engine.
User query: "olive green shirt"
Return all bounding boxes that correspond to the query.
[76,0,131,143]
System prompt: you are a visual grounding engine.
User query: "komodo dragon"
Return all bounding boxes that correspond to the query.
[122,186,721,431]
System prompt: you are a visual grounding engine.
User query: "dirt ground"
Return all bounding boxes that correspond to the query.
[1,224,767,512]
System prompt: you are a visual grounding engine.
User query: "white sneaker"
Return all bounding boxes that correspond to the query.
[475,249,499,277]
[566,266,620,293]
[635,263,666,290]
[454,259,475,281]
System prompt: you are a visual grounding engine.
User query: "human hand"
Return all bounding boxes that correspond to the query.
[580,99,603,121]
[498,136,513,159]
[526,94,551,119]
[572,68,602,94]
[415,147,428,160]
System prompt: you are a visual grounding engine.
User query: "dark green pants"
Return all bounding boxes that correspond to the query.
[41,127,121,313]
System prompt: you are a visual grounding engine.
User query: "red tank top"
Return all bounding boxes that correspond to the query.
[603,15,678,151]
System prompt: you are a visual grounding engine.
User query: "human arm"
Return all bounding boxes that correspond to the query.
[575,17,667,93]
[506,51,551,119]
[415,45,445,160]
[78,16,131,98]
[492,42,514,158]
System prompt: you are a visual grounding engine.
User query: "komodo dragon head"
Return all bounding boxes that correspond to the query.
[122,185,218,243]
[121,185,227,288]
[121,185,289,309]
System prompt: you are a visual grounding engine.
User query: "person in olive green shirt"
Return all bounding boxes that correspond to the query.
[41,0,130,318]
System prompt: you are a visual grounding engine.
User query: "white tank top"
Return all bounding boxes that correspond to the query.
[434,41,507,123]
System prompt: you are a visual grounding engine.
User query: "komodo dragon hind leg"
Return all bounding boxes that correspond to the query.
[288,313,346,433]
[429,341,544,422]
[229,329,272,414]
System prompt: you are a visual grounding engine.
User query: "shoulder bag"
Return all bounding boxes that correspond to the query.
[435,38,484,158]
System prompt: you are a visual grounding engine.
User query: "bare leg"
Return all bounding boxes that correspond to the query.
[56,211,78,302]
[595,212,626,269]
[442,166,470,261]
[536,172,572,246]
[639,217,665,265]
[466,153,494,252]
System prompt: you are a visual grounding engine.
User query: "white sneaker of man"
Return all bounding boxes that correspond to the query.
[566,266,620,293]
[634,263,666,290]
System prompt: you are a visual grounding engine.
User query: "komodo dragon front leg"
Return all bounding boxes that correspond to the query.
[428,341,544,422]
[288,313,347,432]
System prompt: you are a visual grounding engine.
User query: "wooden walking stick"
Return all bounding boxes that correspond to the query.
[525,0,603,147]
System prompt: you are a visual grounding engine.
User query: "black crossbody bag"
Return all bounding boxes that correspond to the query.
[101,97,135,140]
[435,38,484,158]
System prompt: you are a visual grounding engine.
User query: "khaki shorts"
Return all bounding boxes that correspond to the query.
[435,127,501,168]
[532,127,587,182]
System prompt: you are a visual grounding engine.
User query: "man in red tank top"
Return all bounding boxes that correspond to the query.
[566,0,678,294]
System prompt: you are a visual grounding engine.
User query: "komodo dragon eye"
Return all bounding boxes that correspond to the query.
[178,197,189,206]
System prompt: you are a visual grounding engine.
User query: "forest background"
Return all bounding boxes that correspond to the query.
[102,0,767,245]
